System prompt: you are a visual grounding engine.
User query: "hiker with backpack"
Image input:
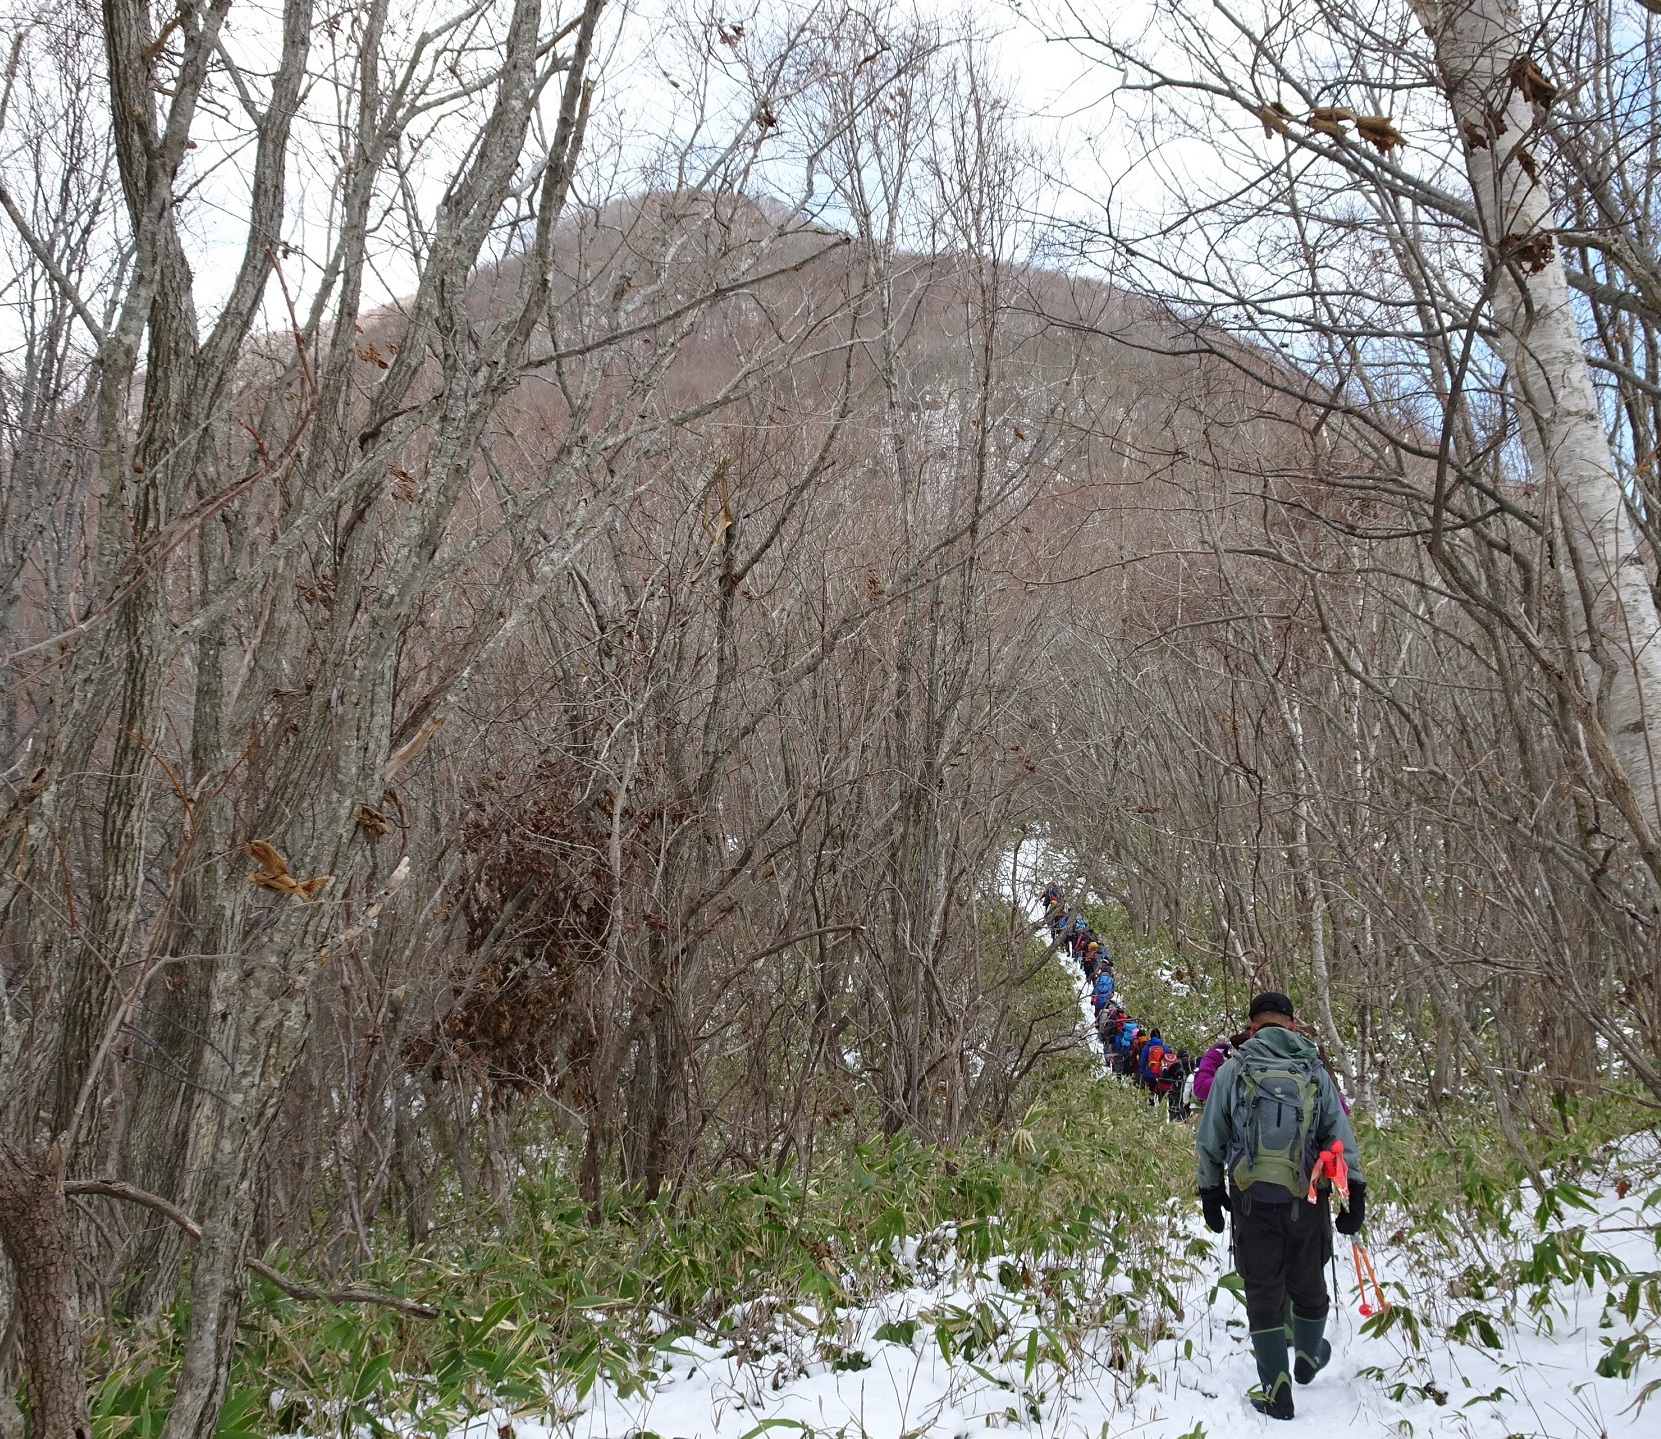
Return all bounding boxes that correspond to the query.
[1095,1002,1123,1059]
[1091,967,1115,1011]
[1082,940,1104,981]
[1108,1006,1128,1051]
[1128,1028,1152,1082]
[1113,1020,1141,1077]
[1138,1028,1168,1093]
[1163,1049,1191,1120]
[1195,991,1365,1421]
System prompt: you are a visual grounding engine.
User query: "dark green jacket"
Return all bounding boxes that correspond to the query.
[1195,1023,1362,1198]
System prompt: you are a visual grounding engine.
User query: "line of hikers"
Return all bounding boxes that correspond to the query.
[1041,885,1370,1422]
[1041,885,1352,1127]
[1041,885,1191,1116]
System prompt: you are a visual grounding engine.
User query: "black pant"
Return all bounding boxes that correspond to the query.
[1232,1192,1332,1331]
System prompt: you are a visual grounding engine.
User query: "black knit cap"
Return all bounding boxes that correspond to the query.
[1249,990,1296,1021]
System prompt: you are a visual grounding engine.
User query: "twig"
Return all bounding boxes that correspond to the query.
[62,1179,438,1318]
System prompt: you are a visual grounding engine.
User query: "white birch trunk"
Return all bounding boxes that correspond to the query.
[1415,0,1661,831]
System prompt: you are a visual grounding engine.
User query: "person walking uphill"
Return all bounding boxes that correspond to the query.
[1195,992,1365,1421]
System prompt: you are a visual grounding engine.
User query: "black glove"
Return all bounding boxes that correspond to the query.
[1199,1185,1230,1234]
[1334,1179,1366,1235]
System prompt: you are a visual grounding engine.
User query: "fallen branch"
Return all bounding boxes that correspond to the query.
[63,1179,438,1318]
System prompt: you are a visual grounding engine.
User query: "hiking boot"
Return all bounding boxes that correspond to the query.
[1250,1327,1296,1420]
[1249,1382,1296,1420]
[1291,1308,1331,1385]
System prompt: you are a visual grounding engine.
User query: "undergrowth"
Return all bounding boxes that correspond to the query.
[89,1049,1203,1439]
[83,928,1661,1439]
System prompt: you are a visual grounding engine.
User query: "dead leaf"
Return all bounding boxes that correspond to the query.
[1515,145,1538,182]
[1510,54,1558,108]
[1257,102,1290,137]
[357,804,391,839]
[245,841,332,899]
[1307,106,1353,138]
[1461,120,1490,150]
[245,840,288,877]
[1615,1175,1631,1198]
[1354,115,1405,154]
[1499,230,1555,274]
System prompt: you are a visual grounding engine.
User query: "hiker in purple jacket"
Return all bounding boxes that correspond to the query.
[1193,1033,1248,1105]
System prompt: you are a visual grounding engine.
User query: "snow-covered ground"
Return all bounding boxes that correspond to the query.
[472,1128,1660,1439]
[450,924,1661,1438]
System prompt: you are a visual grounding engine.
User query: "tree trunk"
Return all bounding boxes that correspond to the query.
[0,1138,90,1439]
[1417,0,1661,834]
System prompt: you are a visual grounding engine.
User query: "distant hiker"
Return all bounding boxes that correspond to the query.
[1114,1021,1141,1077]
[1192,1032,1248,1108]
[1041,884,1062,909]
[1050,907,1069,937]
[1195,992,1365,1421]
[1138,1029,1168,1089]
[1092,969,1115,1011]
[1163,1049,1191,1120]
[1095,1003,1121,1054]
[1099,1005,1126,1050]
[1083,940,1103,980]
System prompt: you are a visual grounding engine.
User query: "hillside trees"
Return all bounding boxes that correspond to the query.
[359,21,1108,1228]
[0,2,1136,1431]
[0,0,896,1430]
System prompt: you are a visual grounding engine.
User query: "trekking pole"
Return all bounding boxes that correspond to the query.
[1348,1236,1388,1316]
[1351,1243,1371,1316]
